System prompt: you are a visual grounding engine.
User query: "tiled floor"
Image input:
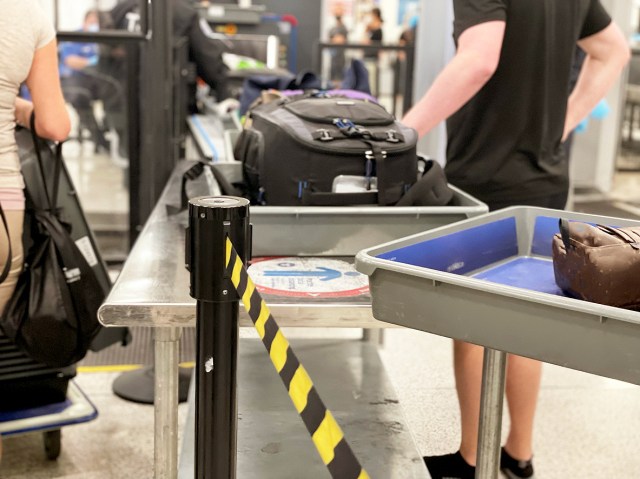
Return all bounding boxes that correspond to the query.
[380,330,640,478]
[1,135,640,478]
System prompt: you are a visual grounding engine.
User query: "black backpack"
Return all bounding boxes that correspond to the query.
[233,95,419,206]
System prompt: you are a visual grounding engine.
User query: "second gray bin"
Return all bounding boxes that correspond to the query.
[250,185,487,256]
[355,206,640,385]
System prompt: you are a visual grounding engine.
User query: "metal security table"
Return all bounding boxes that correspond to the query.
[98,154,487,478]
[178,338,428,478]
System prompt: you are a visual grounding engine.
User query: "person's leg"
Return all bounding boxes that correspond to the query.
[423,340,482,479]
[0,209,25,465]
[454,340,485,465]
[504,355,542,460]
[0,209,24,306]
[64,75,110,151]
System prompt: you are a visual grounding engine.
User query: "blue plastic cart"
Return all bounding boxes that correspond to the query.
[0,381,98,460]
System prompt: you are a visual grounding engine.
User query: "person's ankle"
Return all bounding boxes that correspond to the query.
[503,443,532,462]
[459,447,477,467]
[501,447,534,478]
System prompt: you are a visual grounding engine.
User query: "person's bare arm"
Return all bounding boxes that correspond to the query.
[563,22,630,140]
[23,39,71,141]
[14,97,34,129]
[402,21,505,138]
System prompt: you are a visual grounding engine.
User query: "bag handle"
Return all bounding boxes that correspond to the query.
[0,205,13,284]
[29,113,63,212]
[597,224,639,244]
[558,219,573,251]
[177,161,243,212]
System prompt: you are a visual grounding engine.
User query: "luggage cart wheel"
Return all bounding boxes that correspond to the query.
[44,429,61,460]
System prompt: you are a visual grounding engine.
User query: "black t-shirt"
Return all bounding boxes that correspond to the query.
[445,0,611,204]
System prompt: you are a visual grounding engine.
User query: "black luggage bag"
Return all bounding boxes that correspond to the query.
[233,95,419,206]
[0,128,130,411]
[0,331,75,411]
[15,128,130,353]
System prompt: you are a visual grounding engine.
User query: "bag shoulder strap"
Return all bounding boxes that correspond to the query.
[29,113,63,212]
[178,161,243,212]
[0,205,13,284]
[0,111,61,285]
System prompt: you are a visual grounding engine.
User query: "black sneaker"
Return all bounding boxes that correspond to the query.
[500,447,534,478]
[423,451,475,479]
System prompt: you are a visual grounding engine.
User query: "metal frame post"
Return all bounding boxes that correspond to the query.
[154,327,182,479]
[187,196,251,479]
[475,348,507,479]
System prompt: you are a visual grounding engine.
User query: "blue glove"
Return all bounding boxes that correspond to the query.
[574,99,609,134]
[87,55,98,67]
[591,99,610,120]
[575,117,589,133]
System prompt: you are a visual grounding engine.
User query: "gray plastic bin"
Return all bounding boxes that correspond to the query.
[186,119,489,256]
[251,185,487,256]
[179,156,488,256]
[355,206,640,385]
[208,127,489,256]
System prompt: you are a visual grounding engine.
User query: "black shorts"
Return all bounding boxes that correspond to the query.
[485,191,568,213]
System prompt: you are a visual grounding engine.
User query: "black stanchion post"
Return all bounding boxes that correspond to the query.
[186,196,251,479]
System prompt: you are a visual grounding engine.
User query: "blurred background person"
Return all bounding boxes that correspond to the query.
[362,7,384,97]
[59,10,111,153]
[328,3,349,82]
[363,7,383,57]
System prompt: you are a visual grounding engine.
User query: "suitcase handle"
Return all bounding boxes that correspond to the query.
[301,190,378,206]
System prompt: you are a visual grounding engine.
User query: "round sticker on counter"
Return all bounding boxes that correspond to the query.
[248,257,369,298]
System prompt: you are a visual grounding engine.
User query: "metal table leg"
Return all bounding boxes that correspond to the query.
[475,348,507,479]
[154,327,182,479]
[362,328,385,346]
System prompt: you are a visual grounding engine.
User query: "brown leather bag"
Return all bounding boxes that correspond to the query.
[552,219,640,310]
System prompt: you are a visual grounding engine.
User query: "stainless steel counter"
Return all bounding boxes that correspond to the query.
[99,161,379,331]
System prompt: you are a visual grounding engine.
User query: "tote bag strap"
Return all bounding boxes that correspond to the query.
[0,204,13,284]
[29,113,63,212]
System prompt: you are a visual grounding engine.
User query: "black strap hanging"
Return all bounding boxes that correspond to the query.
[0,205,13,284]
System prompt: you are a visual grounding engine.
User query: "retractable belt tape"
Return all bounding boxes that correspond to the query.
[225,238,370,479]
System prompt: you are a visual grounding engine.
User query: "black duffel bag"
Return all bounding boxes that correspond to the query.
[233,95,420,206]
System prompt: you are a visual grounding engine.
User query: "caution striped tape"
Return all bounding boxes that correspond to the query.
[225,238,370,479]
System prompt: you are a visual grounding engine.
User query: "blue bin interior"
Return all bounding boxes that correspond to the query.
[377,215,568,296]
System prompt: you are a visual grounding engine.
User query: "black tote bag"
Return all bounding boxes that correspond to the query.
[0,118,104,367]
